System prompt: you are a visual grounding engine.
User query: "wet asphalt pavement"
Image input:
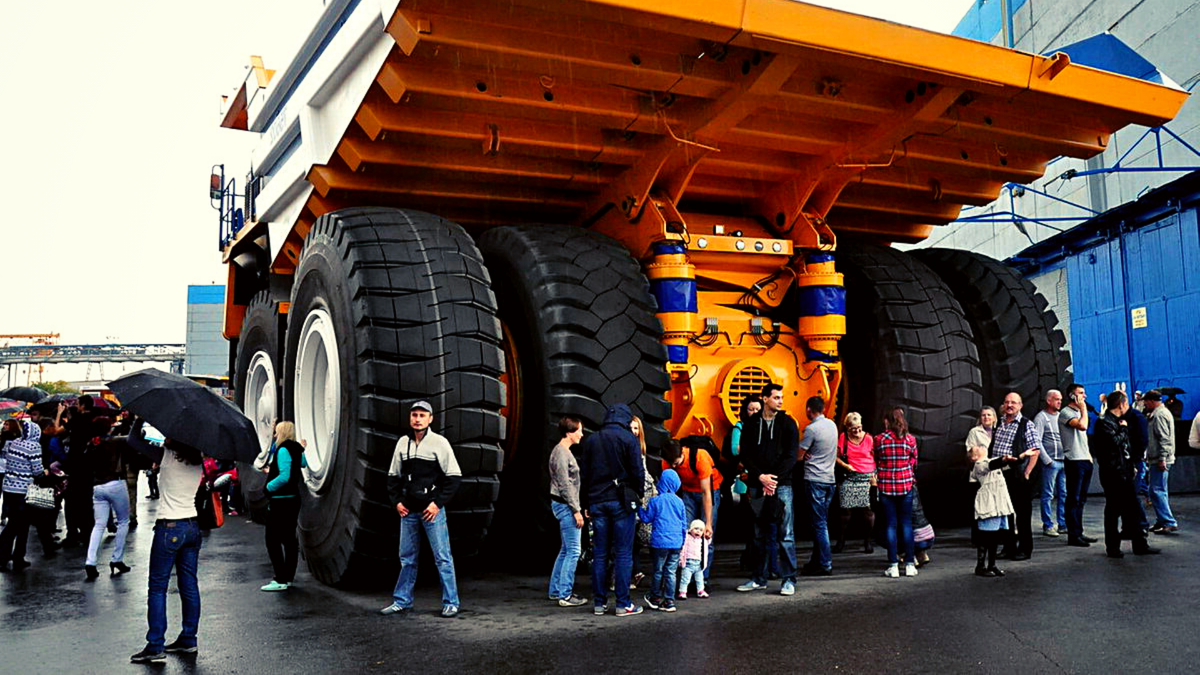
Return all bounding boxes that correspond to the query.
[2,489,1199,674]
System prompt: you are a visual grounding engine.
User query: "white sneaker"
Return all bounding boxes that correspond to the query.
[904,563,919,577]
[884,564,900,578]
[1043,527,1060,537]
[736,580,767,592]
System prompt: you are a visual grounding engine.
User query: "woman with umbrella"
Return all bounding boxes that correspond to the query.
[127,418,204,663]
[109,368,261,664]
[0,419,47,572]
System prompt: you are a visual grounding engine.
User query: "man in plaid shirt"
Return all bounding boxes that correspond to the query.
[990,392,1041,561]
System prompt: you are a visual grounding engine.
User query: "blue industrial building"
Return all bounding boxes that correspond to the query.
[1010,171,1200,422]
[185,285,229,377]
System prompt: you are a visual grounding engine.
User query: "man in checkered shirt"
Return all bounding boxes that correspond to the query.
[989,392,1042,561]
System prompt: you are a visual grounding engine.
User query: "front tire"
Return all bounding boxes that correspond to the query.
[285,207,505,587]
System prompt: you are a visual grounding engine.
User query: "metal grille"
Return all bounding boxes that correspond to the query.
[723,365,771,423]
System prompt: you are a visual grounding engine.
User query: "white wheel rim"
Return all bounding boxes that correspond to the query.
[295,307,341,493]
[245,351,277,454]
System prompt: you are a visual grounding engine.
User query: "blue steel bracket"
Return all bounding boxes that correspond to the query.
[1060,126,1200,181]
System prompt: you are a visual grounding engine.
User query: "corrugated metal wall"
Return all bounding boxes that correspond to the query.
[1065,205,1200,419]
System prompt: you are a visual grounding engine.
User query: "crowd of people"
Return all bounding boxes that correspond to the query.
[373,380,1191,621]
[1,380,1192,656]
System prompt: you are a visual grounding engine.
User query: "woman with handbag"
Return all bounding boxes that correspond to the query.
[260,421,306,592]
[0,419,48,572]
[832,412,876,554]
[83,419,133,581]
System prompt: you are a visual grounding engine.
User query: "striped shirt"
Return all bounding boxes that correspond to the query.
[1033,410,1063,462]
[990,413,1041,459]
[873,430,918,496]
[2,421,45,495]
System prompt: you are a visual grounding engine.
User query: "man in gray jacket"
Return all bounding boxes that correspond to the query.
[1143,390,1178,533]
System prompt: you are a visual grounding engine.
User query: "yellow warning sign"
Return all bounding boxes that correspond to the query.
[1131,307,1148,329]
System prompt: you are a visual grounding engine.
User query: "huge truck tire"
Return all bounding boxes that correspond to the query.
[838,243,983,522]
[284,207,505,587]
[911,248,1070,409]
[476,226,670,563]
[233,290,282,518]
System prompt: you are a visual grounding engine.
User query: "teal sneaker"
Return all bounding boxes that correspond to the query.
[260,580,290,592]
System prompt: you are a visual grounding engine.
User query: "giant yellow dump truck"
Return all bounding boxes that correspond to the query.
[214,0,1186,585]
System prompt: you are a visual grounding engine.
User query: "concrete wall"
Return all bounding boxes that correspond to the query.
[913,0,1200,259]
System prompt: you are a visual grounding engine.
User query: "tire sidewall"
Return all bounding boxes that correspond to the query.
[285,231,361,564]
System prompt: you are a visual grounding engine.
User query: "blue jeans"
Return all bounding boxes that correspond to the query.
[752,484,796,584]
[87,479,130,566]
[680,489,720,581]
[805,480,835,570]
[679,558,705,593]
[1148,465,1177,527]
[392,510,459,608]
[1040,460,1067,531]
[880,489,915,564]
[548,501,581,599]
[1064,459,1093,540]
[146,519,201,651]
[589,500,635,609]
[650,547,680,600]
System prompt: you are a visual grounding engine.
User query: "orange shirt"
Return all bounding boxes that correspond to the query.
[663,447,723,493]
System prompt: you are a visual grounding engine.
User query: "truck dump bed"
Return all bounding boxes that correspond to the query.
[224,0,1186,266]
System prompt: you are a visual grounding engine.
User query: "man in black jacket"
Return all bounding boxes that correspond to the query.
[380,401,463,618]
[736,383,800,595]
[578,403,644,617]
[1093,391,1159,558]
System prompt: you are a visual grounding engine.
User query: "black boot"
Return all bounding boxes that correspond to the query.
[975,547,989,576]
[986,545,1004,577]
[864,538,874,554]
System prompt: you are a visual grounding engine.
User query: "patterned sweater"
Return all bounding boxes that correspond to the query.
[2,420,44,495]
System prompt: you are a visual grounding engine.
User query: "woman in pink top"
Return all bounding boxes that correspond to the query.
[833,412,876,554]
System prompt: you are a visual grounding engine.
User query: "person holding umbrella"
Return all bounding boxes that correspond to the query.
[108,368,262,663]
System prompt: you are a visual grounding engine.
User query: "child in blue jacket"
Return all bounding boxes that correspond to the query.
[639,466,686,611]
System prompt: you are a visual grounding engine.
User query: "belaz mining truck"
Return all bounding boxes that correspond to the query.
[212,0,1185,586]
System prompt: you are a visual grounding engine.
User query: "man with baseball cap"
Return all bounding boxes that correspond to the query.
[1143,390,1179,534]
[381,401,463,618]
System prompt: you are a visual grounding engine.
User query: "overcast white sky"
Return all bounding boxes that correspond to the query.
[0,0,973,383]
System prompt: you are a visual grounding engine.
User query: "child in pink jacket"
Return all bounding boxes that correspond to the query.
[677,520,709,598]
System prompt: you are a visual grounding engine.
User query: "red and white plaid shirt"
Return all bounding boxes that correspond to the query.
[873,430,918,496]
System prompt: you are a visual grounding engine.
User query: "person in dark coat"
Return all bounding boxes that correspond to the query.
[1121,404,1152,533]
[736,382,800,595]
[1093,391,1159,558]
[578,403,645,617]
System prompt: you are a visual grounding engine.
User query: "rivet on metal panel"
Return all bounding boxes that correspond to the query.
[630,54,642,66]
[905,90,915,104]
[416,19,431,34]
[917,82,927,96]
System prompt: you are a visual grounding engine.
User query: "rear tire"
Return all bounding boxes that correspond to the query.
[285,207,505,587]
[476,226,670,562]
[910,248,1071,408]
[838,243,983,522]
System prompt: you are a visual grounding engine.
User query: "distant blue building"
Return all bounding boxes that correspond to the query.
[186,285,228,377]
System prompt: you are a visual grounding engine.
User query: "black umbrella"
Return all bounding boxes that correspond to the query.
[0,386,49,404]
[1159,387,1186,397]
[107,368,258,462]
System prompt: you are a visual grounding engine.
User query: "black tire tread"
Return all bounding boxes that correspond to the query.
[290,207,504,587]
[911,248,1071,408]
[838,244,983,475]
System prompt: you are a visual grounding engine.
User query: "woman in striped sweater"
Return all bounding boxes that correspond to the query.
[0,419,47,572]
